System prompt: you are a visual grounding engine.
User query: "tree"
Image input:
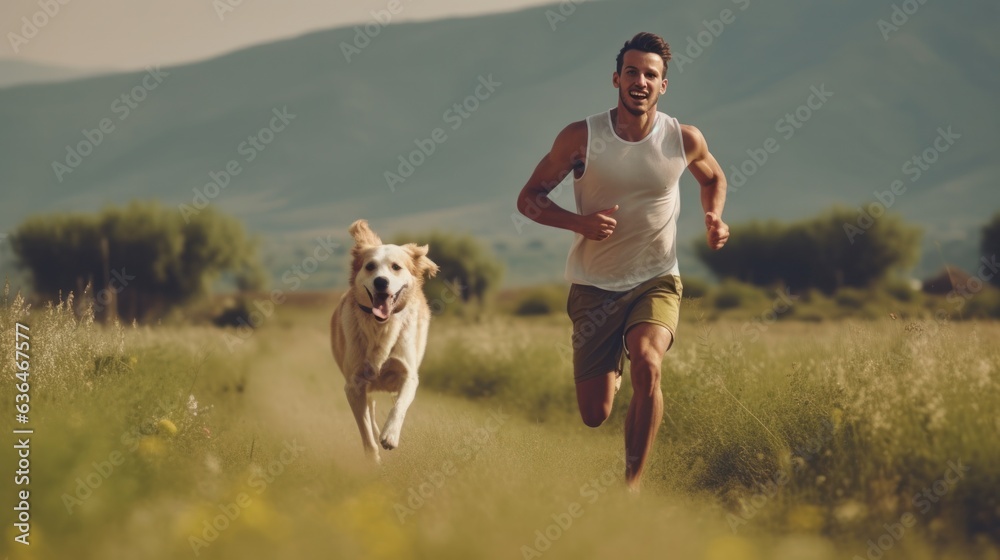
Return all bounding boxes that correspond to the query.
[392,231,503,310]
[696,207,922,293]
[10,201,263,322]
[982,212,1000,287]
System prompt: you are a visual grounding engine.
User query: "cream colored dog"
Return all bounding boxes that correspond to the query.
[330,220,439,462]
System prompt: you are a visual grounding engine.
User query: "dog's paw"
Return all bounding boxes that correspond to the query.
[380,426,400,450]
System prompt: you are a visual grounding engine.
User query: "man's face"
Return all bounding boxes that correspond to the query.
[613,50,667,116]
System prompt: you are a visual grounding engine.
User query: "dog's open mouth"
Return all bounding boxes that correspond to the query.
[366,286,406,322]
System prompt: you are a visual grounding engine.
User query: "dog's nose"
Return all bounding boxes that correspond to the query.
[373,276,389,292]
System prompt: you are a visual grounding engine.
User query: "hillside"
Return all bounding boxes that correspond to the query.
[1,0,997,288]
[0,59,107,88]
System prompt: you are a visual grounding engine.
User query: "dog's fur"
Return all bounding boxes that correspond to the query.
[330,220,439,462]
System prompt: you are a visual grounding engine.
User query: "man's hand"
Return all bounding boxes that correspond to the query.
[683,125,729,251]
[577,205,619,241]
[705,212,729,250]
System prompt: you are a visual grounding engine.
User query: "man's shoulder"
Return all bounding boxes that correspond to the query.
[553,110,614,154]
[678,123,706,148]
[569,109,614,131]
[553,120,589,151]
[560,110,611,138]
[657,110,685,128]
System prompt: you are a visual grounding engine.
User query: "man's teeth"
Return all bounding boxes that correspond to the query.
[630,91,648,99]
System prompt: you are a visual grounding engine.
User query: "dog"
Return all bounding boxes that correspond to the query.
[330,219,439,462]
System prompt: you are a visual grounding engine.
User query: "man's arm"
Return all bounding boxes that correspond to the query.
[516,122,620,241]
[682,124,730,250]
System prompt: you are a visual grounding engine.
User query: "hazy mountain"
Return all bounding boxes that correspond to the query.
[1,0,997,289]
[0,59,109,89]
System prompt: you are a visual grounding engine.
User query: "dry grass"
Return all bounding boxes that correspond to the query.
[1,287,998,560]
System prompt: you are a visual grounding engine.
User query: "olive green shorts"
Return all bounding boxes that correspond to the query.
[566,275,683,383]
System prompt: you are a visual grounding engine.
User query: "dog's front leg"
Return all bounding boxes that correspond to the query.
[345,382,381,463]
[360,361,378,382]
[380,365,417,450]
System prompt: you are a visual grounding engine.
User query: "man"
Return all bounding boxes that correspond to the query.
[515,32,729,491]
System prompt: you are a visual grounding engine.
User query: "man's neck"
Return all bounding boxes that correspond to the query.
[610,106,658,142]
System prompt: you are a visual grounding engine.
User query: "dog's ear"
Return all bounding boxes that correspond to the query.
[349,220,382,276]
[349,220,382,248]
[405,244,439,278]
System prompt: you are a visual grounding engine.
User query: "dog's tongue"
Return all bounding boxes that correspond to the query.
[372,295,391,319]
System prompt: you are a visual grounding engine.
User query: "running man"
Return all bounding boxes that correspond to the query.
[515,32,730,490]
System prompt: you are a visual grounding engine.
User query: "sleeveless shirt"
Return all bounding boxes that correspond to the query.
[565,109,687,291]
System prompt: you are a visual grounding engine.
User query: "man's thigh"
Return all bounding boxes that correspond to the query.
[567,284,629,383]
[623,274,682,357]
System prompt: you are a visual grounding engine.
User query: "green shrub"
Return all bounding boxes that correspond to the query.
[680,276,709,298]
[963,286,1000,319]
[883,279,919,302]
[982,212,1000,287]
[834,288,867,309]
[392,230,504,307]
[511,285,567,316]
[696,207,922,293]
[10,201,262,323]
[711,280,766,310]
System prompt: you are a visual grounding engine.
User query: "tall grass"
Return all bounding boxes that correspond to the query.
[2,286,998,560]
[419,313,1000,548]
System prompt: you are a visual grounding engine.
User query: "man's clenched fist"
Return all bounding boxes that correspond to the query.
[705,211,729,250]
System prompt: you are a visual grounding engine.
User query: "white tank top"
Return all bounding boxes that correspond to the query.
[565,109,687,291]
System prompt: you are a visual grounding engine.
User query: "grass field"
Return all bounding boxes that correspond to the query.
[1,287,999,560]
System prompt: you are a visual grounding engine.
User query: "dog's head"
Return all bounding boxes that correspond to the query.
[348,219,439,323]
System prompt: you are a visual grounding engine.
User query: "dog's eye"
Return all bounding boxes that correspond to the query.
[365,262,376,272]
[391,263,402,271]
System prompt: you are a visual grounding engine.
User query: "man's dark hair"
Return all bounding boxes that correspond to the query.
[616,32,672,76]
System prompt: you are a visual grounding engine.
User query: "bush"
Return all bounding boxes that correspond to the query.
[512,285,567,316]
[680,276,709,298]
[392,231,504,314]
[10,201,263,323]
[882,279,920,302]
[212,297,254,327]
[834,288,867,310]
[962,287,1000,319]
[696,207,922,293]
[515,297,551,316]
[711,280,766,310]
[982,212,1000,287]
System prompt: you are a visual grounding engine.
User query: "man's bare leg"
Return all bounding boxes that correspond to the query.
[575,371,617,428]
[623,323,671,491]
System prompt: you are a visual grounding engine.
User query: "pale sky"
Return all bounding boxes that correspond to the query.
[1,0,561,70]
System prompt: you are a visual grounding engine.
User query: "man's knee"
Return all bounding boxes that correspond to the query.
[630,351,662,395]
[576,373,615,427]
[580,402,612,428]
